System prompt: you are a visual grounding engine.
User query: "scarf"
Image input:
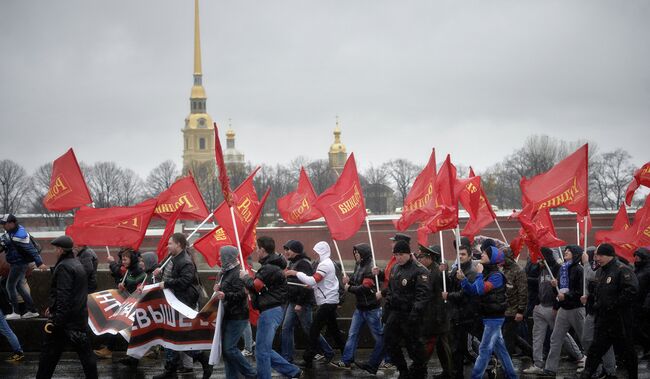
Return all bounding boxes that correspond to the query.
[559,260,572,294]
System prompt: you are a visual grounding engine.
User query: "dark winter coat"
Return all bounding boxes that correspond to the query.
[244,253,288,312]
[76,246,98,293]
[634,248,650,313]
[1,225,43,266]
[347,244,382,311]
[48,251,88,331]
[446,260,479,324]
[557,249,584,310]
[165,250,200,308]
[384,258,431,323]
[286,254,316,306]
[591,257,638,326]
[220,266,249,321]
[503,257,528,316]
[421,260,449,336]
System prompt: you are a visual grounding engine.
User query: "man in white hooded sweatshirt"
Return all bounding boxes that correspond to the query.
[285,241,345,368]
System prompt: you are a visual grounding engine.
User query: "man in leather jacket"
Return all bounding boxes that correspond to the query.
[580,243,639,379]
[36,235,97,379]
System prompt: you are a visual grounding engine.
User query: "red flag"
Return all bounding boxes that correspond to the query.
[577,211,592,245]
[597,196,650,261]
[66,199,156,249]
[156,205,185,262]
[214,124,235,207]
[154,175,209,221]
[277,167,322,224]
[393,149,437,231]
[457,169,497,240]
[625,162,650,206]
[384,256,396,282]
[213,167,261,247]
[194,188,271,267]
[423,154,459,234]
[314,153,367,241]
[512,208,566,263]
[612,203,631,232]
[43,148,92,211]
[520,144,589,217]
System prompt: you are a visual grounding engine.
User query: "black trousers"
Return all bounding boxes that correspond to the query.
[502,316,532,357]
[384,312,428,379]
[303,303,344,361]
[424,332,454,378]
[449,321,475,379]
[583,316,638,379]
[36,328,98,379]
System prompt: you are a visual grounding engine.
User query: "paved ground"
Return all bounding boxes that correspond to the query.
[1,350,648,378]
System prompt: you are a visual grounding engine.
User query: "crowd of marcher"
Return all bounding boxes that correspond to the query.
[1,212,649,379]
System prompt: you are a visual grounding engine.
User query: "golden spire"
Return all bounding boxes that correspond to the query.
[226,118,235,139]
[193,0,202,75]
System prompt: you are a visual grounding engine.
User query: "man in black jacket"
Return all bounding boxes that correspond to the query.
[280,240,332,363]
[442,243,479,379]
[36,235,97,379]
[331,243,384,374]
[580,243,639,379]
[214,246,256,379]
[381,240,431,379]
[240,236,301,379]
[153,233,212,379]
[74,244,98,293]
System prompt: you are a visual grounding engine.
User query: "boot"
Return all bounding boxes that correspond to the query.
[195,352,213,379]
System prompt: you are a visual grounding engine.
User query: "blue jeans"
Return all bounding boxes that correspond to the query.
[6,263,35,312]
[341,308,384,368]
[256,306,300,379]
[281,303,333,362]
[472,318,518,379]
[0,309,22,352]
[242,322,253,351]
[223,319,257,379]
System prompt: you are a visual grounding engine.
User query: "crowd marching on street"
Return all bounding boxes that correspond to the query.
[1,211,649,379]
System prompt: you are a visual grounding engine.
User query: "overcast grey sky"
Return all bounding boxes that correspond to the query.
[1,0,648,178]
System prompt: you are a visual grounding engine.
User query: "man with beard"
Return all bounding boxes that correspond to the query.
[442,243,479,379]
[633,247,650,359]
[460,241,517,379]
[241,236,301,379]
[580,243,639,379]
[417,244,453,379]
[381,240,431,379]
[331,243,384,374]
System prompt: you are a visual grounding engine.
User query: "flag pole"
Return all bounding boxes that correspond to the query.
[494,218,509,246]
[576,221,580,245]
[439,231,447,294]
[105,246,111,259]
[365,217,380,291]
[542,259,559,294]
[187,212,214,240]
[332,240,347,277]
[229,207,246,271]
[455,225,461,267]
[583,215,588,295]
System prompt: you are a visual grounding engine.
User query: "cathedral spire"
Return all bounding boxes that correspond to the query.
[193,0,202,76]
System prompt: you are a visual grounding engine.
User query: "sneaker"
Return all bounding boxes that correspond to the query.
[241,349,253,357]
[523,365,546,374]
[119,356,139,367]
[5,352,24,363]
[93,347,112,359]
[291,369,304,378]
[5,313,20,321]
[21,311,40,319]
[577,356,587,369]
[355,362,378,375]
[314,354,325,361]
[329,360,351,369]
[379,362,396,370]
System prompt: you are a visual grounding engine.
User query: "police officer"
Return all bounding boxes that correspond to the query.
[580,243,639,379]
[380,239,431,379]
[36,235,97,379]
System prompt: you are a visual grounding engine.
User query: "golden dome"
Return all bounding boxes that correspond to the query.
[190,84,206,99]
[329,118,346,154]
[226,128,235,139]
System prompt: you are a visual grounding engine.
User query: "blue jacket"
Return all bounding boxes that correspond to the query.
[2,225,43,267]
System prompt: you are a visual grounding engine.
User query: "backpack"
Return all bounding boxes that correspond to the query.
[333,261,346,305]
[15,234,42,263]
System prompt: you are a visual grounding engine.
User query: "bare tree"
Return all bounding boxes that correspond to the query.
[26,163,68,227]
[590,149,635,209]
[87,162,123,208]
[385,159,421,205]
[362,164,394,214]
[116,168,144,206]
[0,160,31,214]
[306,159,336,194]
[145,160,180,197]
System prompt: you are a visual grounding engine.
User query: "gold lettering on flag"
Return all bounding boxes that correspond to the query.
[236,195,254,224]
[537,177,581,211]
[289,196,311,223]
[403,184,434,212]
[45,175,73,202]
[337,185,362,215]
[212,228,228,242]
[117,216,142,232]
[155,193,198,214]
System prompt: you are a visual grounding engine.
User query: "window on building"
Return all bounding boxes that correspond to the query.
[199,138,206,150]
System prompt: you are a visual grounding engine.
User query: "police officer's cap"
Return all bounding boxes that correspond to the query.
[393,240,411,254]
[51,235,73,250]
[390,233,411,243]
